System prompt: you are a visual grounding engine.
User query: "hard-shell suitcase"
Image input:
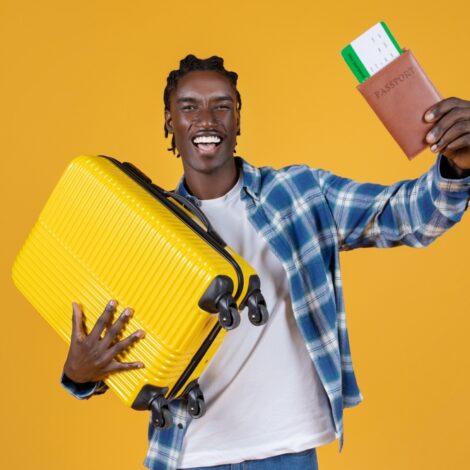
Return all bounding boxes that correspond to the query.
[11,155,268,429]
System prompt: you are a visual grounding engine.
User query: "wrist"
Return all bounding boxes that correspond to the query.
[440,155,470,179]
[63,364,93,385]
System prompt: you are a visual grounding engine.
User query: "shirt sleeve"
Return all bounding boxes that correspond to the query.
[315,154,470,251]
[61,373,109,400]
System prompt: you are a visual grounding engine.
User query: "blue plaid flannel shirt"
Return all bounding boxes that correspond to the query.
[62,154,470,470]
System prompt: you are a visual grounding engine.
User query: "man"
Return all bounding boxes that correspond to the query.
[62,55,470,470]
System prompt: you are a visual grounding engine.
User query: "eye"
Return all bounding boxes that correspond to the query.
[215,104,231,110]
[181,105,196,111]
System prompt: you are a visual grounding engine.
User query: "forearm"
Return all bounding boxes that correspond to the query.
[316,154,470,250]
[372,155,470,247]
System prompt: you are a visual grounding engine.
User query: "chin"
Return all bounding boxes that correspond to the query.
[182,149,235,174]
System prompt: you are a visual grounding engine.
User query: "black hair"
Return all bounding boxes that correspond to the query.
[163,54,242,156]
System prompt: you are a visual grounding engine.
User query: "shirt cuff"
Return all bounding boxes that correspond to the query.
[435,154,470,193]
[61,373,108,400]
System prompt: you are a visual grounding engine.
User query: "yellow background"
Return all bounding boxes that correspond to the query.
[1,0,469,469]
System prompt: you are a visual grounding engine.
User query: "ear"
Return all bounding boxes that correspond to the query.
[164,109,174,134]
[236,109,241,136]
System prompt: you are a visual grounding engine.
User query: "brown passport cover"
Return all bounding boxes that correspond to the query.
[357,49,442,159]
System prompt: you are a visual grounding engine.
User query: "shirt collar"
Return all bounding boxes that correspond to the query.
[175,156,261,203]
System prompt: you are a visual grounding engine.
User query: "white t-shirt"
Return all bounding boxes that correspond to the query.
[179,175,336,468]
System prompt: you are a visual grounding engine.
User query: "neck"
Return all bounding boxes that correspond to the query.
[182,158,239,200]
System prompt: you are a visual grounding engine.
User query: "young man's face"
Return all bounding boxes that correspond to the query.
[165,70,240,175]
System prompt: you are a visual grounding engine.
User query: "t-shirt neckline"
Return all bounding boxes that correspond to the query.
[199,175,243,208]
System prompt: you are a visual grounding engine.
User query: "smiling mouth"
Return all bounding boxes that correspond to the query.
[192,135,223,152]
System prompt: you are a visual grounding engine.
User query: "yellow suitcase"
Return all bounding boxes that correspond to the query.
[11,155,268,429]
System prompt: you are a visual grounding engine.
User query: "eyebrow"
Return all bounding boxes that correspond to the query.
[177,97,197,103]
[213,95,235,102]
[176,95,235,103]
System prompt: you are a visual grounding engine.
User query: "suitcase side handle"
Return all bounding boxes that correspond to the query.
[163,190,227,248]
[112,157,226,248]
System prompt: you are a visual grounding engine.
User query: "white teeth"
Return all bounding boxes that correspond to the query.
[193,135,221,144]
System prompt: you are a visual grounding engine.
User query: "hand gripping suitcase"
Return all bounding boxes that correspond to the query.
[11,155,269,429]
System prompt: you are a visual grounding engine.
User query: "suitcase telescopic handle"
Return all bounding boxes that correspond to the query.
[163,190,227,248]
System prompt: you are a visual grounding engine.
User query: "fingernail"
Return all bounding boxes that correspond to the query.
[425,112,434,122]
[426,132,436,143]
[138,362,145,368]
[108,299,116,308]
[431,144,438,152]
[124,308,133,317]
[137,330,145,338]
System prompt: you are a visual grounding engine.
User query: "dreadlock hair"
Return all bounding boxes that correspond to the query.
[163,54,242,157]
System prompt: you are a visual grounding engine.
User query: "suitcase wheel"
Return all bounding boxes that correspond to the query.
[197,275,241,330]
[218,303,241,330]
[246,292,269,326]
[150,395,173,430]
[188,396,206,419]
[239,276,269,327]
[181,381,207,419]
[248,302,269,326]
[187,387,206,419]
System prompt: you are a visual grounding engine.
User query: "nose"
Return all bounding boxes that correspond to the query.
[196,106,217,128]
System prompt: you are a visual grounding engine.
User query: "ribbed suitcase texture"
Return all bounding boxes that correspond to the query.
[12,155,268,428]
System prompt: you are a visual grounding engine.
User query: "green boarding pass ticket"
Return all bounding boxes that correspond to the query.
[341,21,403,83]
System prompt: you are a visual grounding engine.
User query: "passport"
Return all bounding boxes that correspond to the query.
[356,49,442,159]
[341,22,442,159]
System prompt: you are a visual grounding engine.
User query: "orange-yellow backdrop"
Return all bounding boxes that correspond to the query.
[1,1,469,469]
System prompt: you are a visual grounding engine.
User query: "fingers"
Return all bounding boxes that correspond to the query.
[444,133,470,152]
[424,97,470,123]
[105,359,145,375]
[100,307,134,348]
[426,116,470,153]
[426,107,470,142]
[89,300,117,342]
[71,302,86,341]
[105,329,145,359]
